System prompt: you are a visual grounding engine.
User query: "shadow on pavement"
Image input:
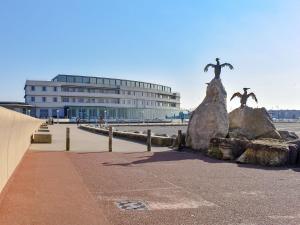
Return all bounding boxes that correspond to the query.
[101,148,300,172]
[102,149,227,167]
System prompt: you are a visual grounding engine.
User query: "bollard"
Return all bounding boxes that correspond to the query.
[177,129,182,150]
[147,129,151,152]
[108,126,112,152]
[66,127,70,151]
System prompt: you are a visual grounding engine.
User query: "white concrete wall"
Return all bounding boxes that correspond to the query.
[0,107,42,193]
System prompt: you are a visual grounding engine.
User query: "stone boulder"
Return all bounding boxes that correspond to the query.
[278,130,299,141]
[186,78,229,150]
[229,106,281,140]
[208,137,249,160]
[236,139,298,166]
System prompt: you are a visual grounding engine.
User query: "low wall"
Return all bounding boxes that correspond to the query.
[0,107,42,193]
[79,125,175,147]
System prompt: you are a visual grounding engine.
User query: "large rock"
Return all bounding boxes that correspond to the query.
[208,137,249,160]
[186,78,229,150]
[229,106,281,140]
[278,130,299,141]
[236,139,298,166]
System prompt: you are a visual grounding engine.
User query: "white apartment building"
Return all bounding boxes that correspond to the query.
[24,74,181,120]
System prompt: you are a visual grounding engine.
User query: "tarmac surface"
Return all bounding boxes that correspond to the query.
[0,124,300,225]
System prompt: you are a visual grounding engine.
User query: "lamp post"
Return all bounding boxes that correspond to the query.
[67,108,70,119]
[56,109,59,124]
[104,110,107,126]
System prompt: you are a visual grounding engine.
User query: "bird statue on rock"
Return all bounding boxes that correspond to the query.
[204,58,234,79]
[230,88,258,108]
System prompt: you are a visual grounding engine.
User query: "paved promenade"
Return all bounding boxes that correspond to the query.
[0,125,299,225]
[30,124,168,152]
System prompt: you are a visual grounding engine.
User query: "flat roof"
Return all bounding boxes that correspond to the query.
[0,102,33,108]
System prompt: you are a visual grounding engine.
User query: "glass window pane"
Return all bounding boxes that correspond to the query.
[109,79,115,85]
[66,76,73,83]
[90,77,97,84]
[97,78,103,84]
[75,76,83,83]
[83,77,90,83]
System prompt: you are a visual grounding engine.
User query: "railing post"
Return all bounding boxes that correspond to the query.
[109,126,112,152]
[147,129,151,152]
[66,127,70,151]
[177,129,182,150]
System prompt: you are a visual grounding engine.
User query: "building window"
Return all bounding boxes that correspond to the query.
[42,97,46,102]
[109,79,116,85]
[57,75,67,82]
[42,86,47,91]
[83,77,90,83]
[62,97,69,103]
[90,77,97,84]
[31,96,35,102]
[53,97,57,102]
[67,76,75,83]
[116,80,121,85]
[97,78,103,84]
[104,79,109,85]
[53,86,57,91]
[31,86,35,91]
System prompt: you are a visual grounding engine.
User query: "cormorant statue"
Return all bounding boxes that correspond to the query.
[204,58,234,79]
[230,88,258,107]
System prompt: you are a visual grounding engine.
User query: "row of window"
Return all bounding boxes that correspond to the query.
[29,86,178,100]
[62,87,177,100]
[53,75,172,93]
[28,96,177,107]
[61,87,119,94]
[121,90,177,100]
[30,86,57,92]
[28,86,176,98]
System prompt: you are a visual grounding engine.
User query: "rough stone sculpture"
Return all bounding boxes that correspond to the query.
[186,78,229,150]
[208,137,249,160]
[229,106,281,140]
[230,88,258,107]
[236,139,299,166]
[204,58,234,79]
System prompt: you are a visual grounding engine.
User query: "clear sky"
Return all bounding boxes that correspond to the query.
[0,0,299,110]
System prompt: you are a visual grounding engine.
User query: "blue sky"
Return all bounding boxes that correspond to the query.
[0,0,299,110]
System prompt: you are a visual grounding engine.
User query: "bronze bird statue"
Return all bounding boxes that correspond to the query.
[230,88,258,107]
[204,58,234,79]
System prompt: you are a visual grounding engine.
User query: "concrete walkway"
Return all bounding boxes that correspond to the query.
[30,124,169,152]
[0,151,110,225]
[0,125,300,225]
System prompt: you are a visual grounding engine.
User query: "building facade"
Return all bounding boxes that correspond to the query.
[24,74,181,121]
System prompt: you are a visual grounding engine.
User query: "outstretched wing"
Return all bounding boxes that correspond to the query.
[204,64,215,72]
[247,93,258,103]
[221,63,234,70]
[230,92,242,101]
